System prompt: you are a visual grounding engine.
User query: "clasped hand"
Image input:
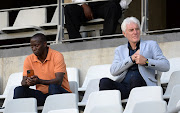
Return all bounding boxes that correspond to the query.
[26,75,39,86]
[131,50,147,65]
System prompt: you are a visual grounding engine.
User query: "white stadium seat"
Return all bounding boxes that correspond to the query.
[84,90,123,113]
[48,108,79,113]
[131,100,167,113]
[78,79,100,107]
[0,11,8,33]
[166,85,180,113]
[160,57,180,84]
[0,72,23,99]
[40,7,58,29]
[38,81,79,111]
[123,86,163,113]
[42,93,78,113]
[67,67,80,87]
[2,8,46,33]
[4,98,37,113]
[78,64,116,91]
[163,71,180,99]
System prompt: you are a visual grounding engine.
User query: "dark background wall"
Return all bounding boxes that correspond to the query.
[148,0,166,31]
[166,0,180,29]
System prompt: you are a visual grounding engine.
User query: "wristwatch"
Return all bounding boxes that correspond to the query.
[145,59,148,66]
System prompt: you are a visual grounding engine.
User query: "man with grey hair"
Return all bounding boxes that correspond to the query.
[99,17,170,99]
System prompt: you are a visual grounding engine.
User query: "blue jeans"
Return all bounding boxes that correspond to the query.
[13,84,69,106]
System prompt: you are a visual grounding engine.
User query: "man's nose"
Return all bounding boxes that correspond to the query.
[133,29,138,34]
[32,46,36,51]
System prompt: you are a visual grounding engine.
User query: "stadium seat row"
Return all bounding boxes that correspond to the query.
[1,57,180,112]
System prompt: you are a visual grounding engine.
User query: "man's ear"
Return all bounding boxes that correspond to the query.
[43,41,47,47]
[122,31,126,37]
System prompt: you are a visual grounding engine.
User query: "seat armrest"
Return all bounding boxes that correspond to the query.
[78,87,86,92]
[0,95,6,99]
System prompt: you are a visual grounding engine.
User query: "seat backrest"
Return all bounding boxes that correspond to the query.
[42,93,78,113]
[123,86,163,113]
[160,57,180,84]
[89,104,123,113]
[13,8,46,27]
[51,7,58,24]
[2,85,19,108]
[81,64,115,88]
[66,67,79,87]
[0,11,8,30]
[4,98,37,113]
[2,85,35,108]
[84,90,123,113]
[175,99,180,113]
[167,85,180,112]
[81,79,100,103]
[48,109,79,113]
[69,81,79,102]
[132,100,167,113]
[164,71,180,97]
[3,72,23,96]
[2,72,35,108]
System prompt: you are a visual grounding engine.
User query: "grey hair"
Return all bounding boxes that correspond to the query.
[121,17,141,32]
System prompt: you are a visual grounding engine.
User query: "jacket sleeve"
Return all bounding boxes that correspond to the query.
[110,47,134,76]
[146,41,170,72]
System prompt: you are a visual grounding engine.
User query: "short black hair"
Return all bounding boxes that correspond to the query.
[31,33,47,43]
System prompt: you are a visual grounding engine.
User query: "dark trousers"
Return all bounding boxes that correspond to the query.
[99,75,147,99]
[13,84,69,106]
[64,1,122,39]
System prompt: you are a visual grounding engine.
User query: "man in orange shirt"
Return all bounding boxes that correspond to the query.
[13,33,71,106]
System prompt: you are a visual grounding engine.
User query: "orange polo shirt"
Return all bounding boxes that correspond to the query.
[23,47,71,94]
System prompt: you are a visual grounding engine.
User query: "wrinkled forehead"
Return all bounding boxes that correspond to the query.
[126,22,139,29]
[127,22,138,26]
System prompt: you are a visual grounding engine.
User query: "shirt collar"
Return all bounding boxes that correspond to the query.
[128,41,140,50]
[33,47,52,63]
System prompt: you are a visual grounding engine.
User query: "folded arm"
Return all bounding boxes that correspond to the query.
[110,47,134,76]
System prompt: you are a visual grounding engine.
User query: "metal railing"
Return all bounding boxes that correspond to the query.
[0,4,57,12]
[0,0,180,48]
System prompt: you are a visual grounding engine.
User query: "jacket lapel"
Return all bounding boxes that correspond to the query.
[140,40,146,55]
[124,44,129,57]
